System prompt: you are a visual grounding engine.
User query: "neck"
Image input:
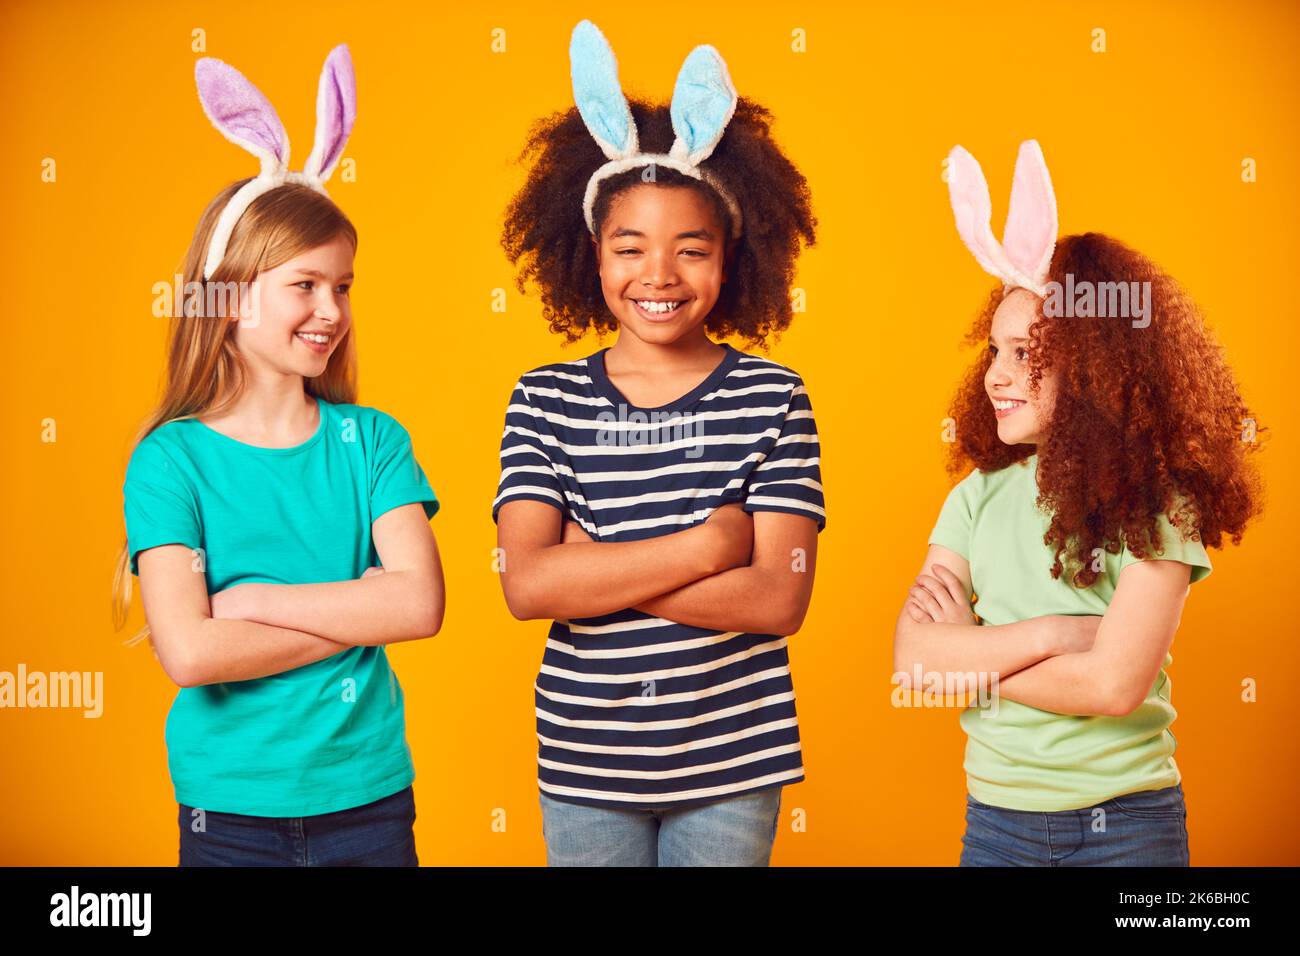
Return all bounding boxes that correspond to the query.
[607,326,721,373]
[205,366,317,440]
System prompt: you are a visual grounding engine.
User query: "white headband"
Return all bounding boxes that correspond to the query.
[569,20,743,239]
[194,45,356,281]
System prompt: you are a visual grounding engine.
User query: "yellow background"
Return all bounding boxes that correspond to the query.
[1,0,1295,865]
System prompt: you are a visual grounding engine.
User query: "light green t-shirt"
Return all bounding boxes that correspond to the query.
[928,454,1212,812]
[122,399,439,817]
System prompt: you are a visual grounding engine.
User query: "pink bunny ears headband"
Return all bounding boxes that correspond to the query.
[194,44,357,280]
[946,140,1058,297]
[569,20,743,239]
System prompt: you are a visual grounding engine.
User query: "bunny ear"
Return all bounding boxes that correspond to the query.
[947,145,1026,287]
[1001,140,1058,288]
[195,57,290,175]
[303,44,357,183]
[668,44,737,165]
[569,20,638,160]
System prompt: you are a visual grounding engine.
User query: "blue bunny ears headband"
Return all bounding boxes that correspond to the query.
[569,20,743,239]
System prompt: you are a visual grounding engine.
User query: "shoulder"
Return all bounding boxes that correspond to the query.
[125,419,199,477]
[729,348,807,390]
[321,401,414,444]
[513,355,596,400]
[1120,498,1214,583]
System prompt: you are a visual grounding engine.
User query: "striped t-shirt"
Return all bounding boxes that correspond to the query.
[492,341,826,810]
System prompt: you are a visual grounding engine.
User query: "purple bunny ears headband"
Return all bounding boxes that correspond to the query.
[946,139,1058,297]
[569,20,743,239]
[194,44,357,280]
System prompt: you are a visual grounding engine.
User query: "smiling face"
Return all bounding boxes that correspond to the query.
[231,233,355,380]
[592,184,730,346]
[985,288,1057,446]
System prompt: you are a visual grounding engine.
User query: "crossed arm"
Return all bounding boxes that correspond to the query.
[495,499,819,636]
[892,544,1192,717]
[136,502,444,688]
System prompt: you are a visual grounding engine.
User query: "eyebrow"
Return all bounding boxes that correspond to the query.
[293,268,354,281]
[988,335,1028,346]
[608,227,716,241]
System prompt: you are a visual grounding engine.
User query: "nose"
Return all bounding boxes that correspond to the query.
[640,248,679,288]
[986,352,1012,388]
[313,288,342,323]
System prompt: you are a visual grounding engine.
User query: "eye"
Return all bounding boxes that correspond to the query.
[296,280,314,290]
[336,284,351,295]
[987,344,998,357]
[1015,347,1029,361]
[615,247,641,256]
[681,249,708,258]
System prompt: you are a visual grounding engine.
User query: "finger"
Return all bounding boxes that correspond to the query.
[904,600,928,623]
[909,585,943,618]
[930,564,967,599]
[914,574,958,610]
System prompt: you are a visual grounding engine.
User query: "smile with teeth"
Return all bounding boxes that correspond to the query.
[296,332,331,344]
[632,299,685,315]
[992,397,1027,419]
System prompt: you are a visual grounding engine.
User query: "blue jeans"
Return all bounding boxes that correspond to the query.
[539,787,783,866]
[960,783,1189,866]
[178,785,418,866]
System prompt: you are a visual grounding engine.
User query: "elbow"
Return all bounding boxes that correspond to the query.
[157,632,205,688]
[769,606,805,638]
[765,587,812,637]
[1100,683,1147,717]
[418,586,446,637]
[1095,673,1147,717]
[500,574,548,621]
[892,629,918,687]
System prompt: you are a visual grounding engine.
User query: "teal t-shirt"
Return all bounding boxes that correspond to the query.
[122,398,439,816]
[928,454,1212,812]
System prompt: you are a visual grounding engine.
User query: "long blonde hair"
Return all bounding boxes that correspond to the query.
[112,180,359,646]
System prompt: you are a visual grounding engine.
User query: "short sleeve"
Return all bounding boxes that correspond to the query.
[928,471,979,561]
[1118,510,1213,584]
[370,413,439,522]
[492,377,566,522]
[123,436,203,576]
[743,377,826,531]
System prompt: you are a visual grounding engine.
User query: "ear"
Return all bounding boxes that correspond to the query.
[303,44,357,183]
[1001,140,1057,288]
[570,20,638,160]
[946,145,1027,289]
[668,44,737,165]
[195,57,290,175]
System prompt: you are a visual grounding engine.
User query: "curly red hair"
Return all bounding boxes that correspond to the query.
[946,232,1266,586]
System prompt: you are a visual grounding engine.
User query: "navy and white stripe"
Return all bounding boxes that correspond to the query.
[493,342,825,809]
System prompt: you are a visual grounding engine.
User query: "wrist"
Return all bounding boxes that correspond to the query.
[690,523,725,576]
[1030,616,1062,657]
[242,582,271,624]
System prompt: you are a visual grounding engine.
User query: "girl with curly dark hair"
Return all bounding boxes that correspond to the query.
[493,21,822,866]
[894,141,1265,866]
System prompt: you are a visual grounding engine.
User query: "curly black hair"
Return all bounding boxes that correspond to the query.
[502,97,816,348]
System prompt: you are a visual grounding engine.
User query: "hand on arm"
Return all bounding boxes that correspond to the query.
[208,503,445,646]
[495,500,752,621]
[991,560,1192,717]
[892,545,1100,688]
[137,545,352,688]
[616,511,818,635]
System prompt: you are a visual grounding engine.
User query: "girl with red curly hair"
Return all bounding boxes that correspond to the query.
[493,22,822,866]
[894,141,1265,866]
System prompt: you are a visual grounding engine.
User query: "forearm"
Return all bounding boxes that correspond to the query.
[893,617,1055,686]
[504,526,722,620]
[188,617,352,686]
[236,571,442,646]
[993,651,1116,716]
[634,565,806,635]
